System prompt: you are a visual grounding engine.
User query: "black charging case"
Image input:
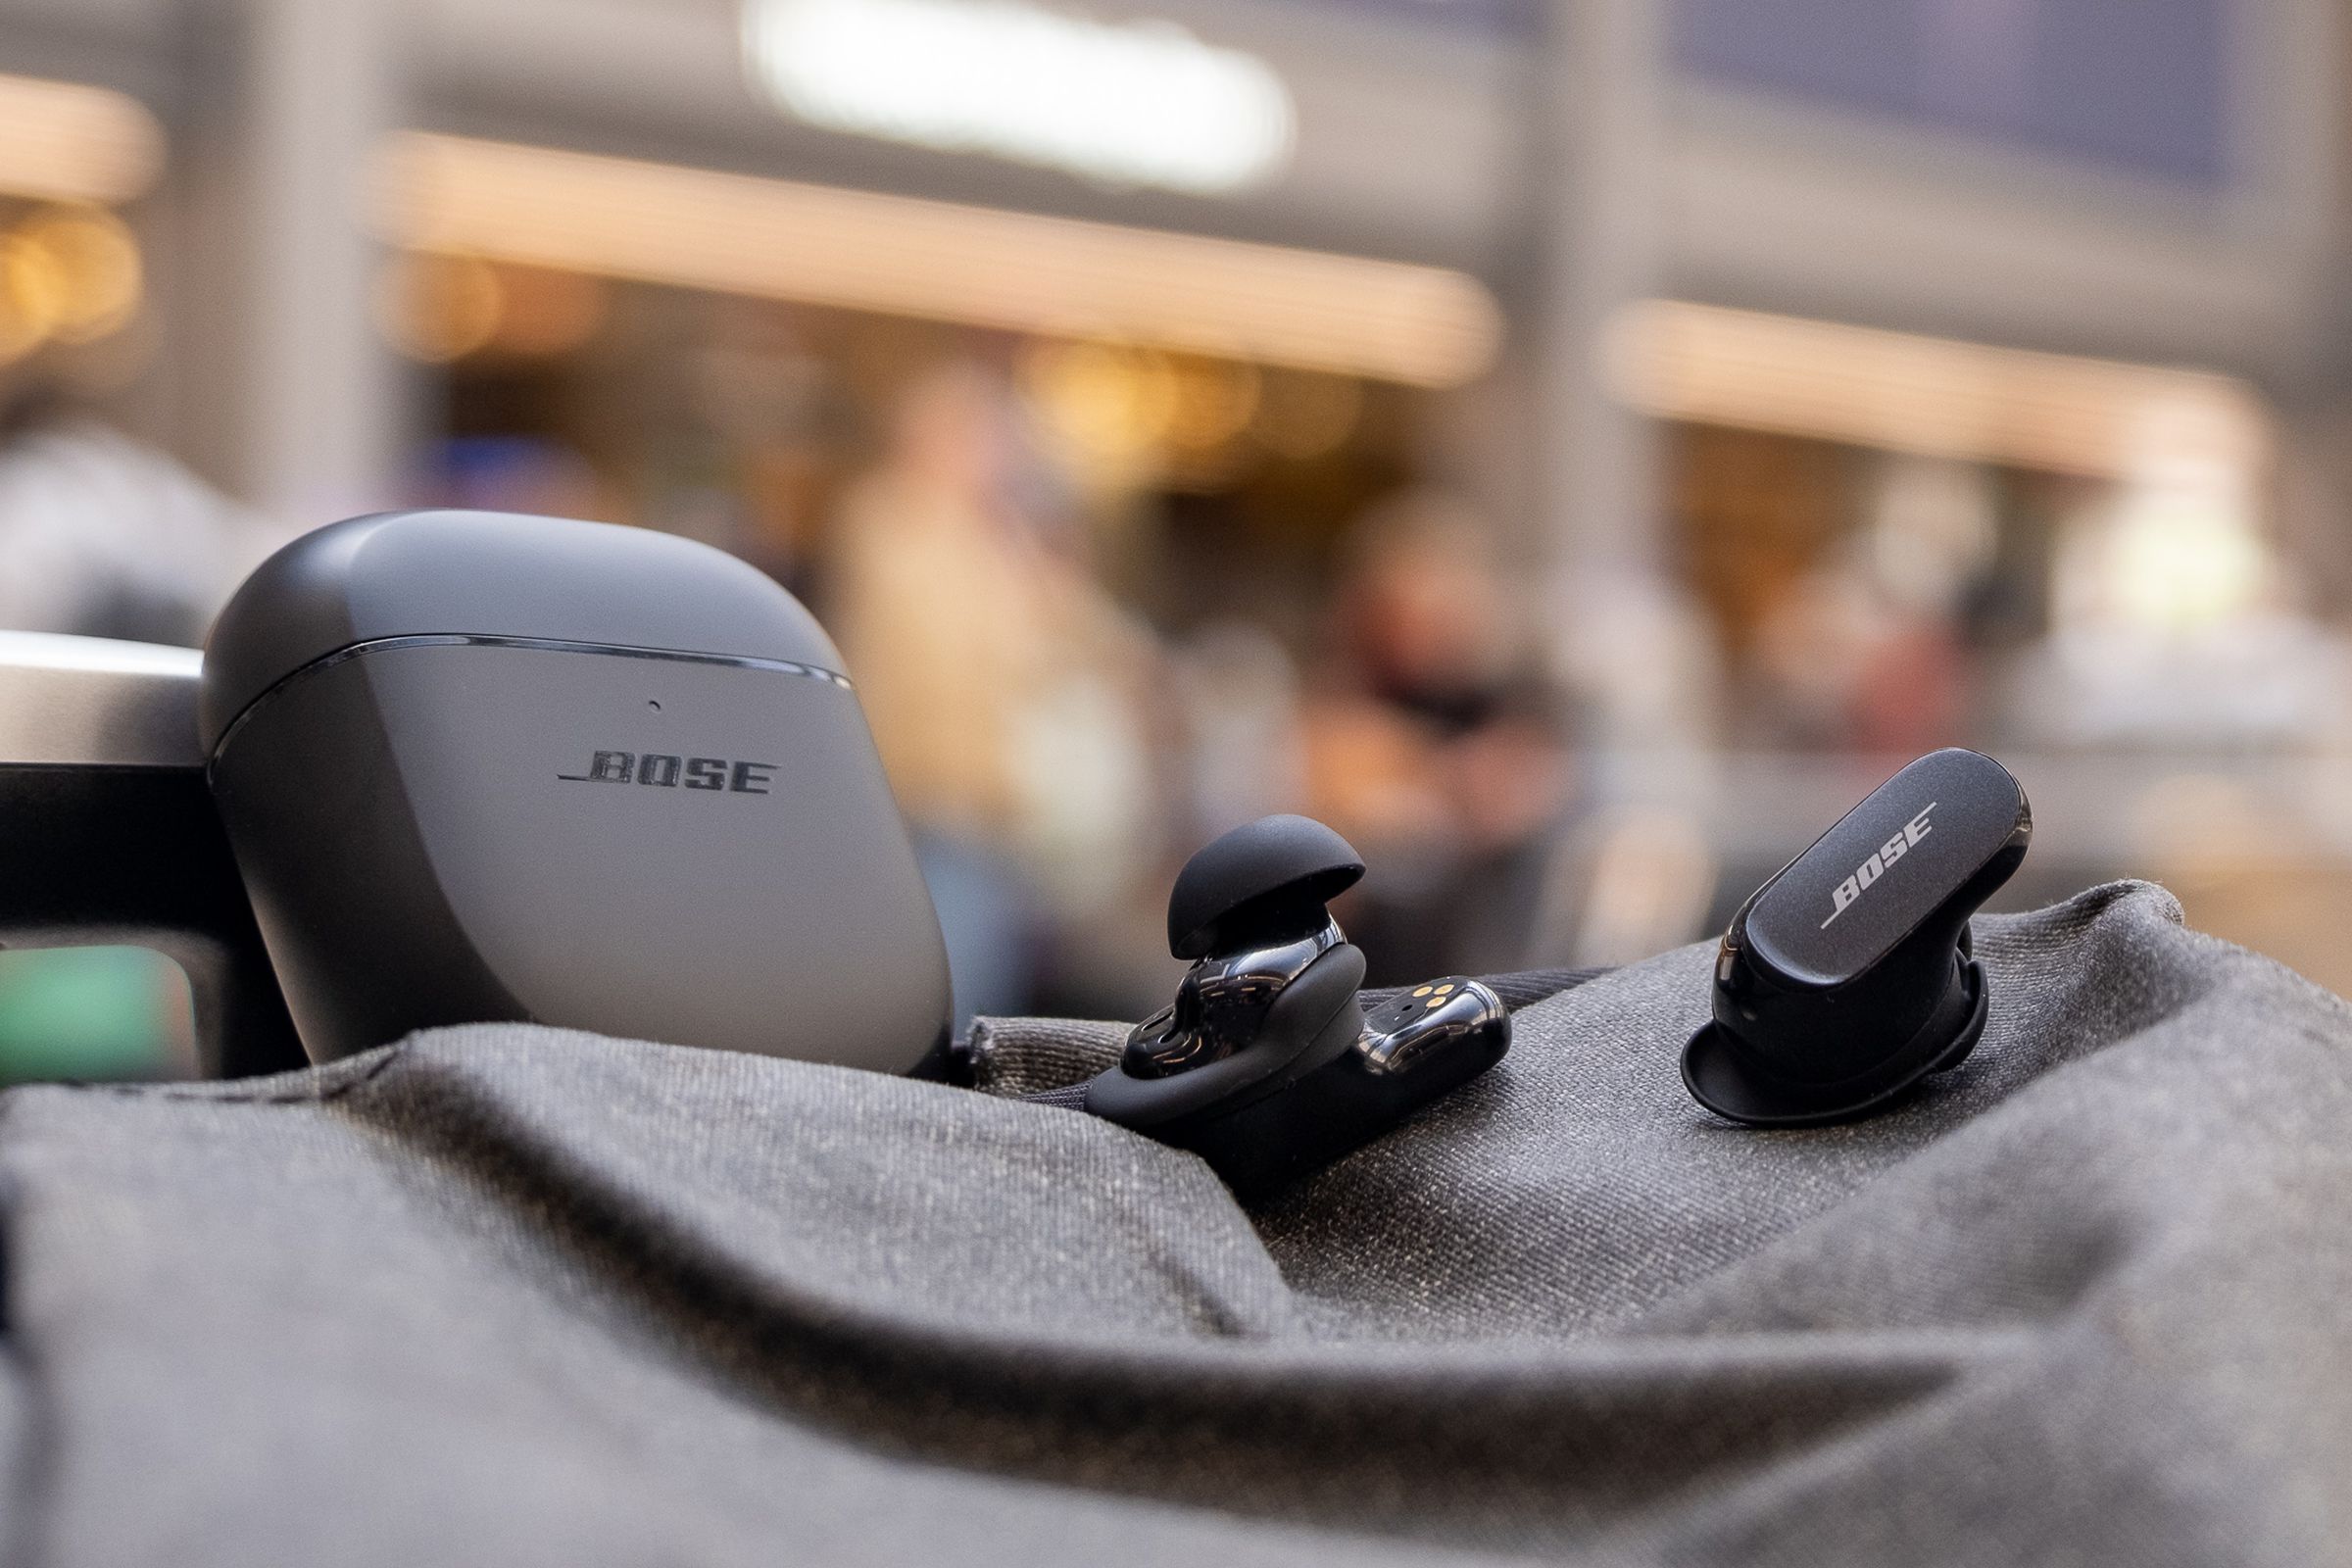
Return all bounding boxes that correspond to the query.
[200,510,952,1072]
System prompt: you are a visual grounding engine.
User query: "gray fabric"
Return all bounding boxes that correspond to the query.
[963,1012,1127,1097]
[1361,966,1612,1014]
[0,880,2345,1565]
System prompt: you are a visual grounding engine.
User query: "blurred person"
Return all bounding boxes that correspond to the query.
[1298,490,1575,981]
[823,361,1174,1020]
[1171,620,1308,840]
[0,384,287,645]
[1747,545,1970,754]
[1744,455,1988,755]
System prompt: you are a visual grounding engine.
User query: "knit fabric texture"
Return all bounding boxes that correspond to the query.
[0,881,2338,1566]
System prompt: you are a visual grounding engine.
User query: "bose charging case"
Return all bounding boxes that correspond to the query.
[200,510,952,1072]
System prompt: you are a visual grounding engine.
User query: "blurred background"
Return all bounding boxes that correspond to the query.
[5,0,2352,1075]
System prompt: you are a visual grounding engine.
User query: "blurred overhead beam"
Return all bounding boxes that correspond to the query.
[0,72,163,204]
[1608,300,2270,479]
[376,132,1503,388]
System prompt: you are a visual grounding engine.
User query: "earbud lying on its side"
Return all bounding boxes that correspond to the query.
[1683,747,2031,1127]
[1077,814,1510,1198]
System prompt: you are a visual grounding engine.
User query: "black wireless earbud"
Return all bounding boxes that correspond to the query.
[1075,813,1509,1196]
[1682,748,2030,1127]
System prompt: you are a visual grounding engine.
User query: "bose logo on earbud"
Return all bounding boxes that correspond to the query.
[1821,804,1936,929]
[558,750,778,794]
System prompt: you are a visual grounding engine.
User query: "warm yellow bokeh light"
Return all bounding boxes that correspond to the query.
[1165,357,1262,454]
[1019,340,1182,466]
[0,230,67,362]
[16,206,141,343]
[1251,369,1362,461]
[375,251,504,362]
[487,264,610,358]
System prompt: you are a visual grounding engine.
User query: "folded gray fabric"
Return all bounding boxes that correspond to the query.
[0,880,2343,1567]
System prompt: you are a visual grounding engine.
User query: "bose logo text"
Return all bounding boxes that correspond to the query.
[558,751,778,794]
[1822,804,1936,929]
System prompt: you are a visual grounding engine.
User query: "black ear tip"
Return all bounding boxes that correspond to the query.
[1168,813,1364,958]
[1680,1023,1768,1123]
[1683,956,1989,1128]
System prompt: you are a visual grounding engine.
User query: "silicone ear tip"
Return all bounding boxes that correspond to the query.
[1682,957,1988,1128]
[1167,814,1364,958]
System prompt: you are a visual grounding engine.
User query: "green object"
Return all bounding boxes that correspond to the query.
[0,947,191,1082]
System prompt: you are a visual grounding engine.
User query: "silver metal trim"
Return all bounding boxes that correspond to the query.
[0,631,205,769]
[207,632,856,760]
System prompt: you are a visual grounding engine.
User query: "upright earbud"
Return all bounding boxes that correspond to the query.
[1117,813,1365,1083]
[1683,747,2031,1127]
[1080,814,1509,1196]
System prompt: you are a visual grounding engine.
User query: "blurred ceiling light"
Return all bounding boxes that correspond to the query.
[378,133,1500,388]
[741,0,1293,196]
[0,74,163,204]
[1607,300,2269,481]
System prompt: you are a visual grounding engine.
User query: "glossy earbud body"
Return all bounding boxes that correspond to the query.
[1084,813,1510,1196]
[1120,915,1348,1079]
[1683,748,2031,1127]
